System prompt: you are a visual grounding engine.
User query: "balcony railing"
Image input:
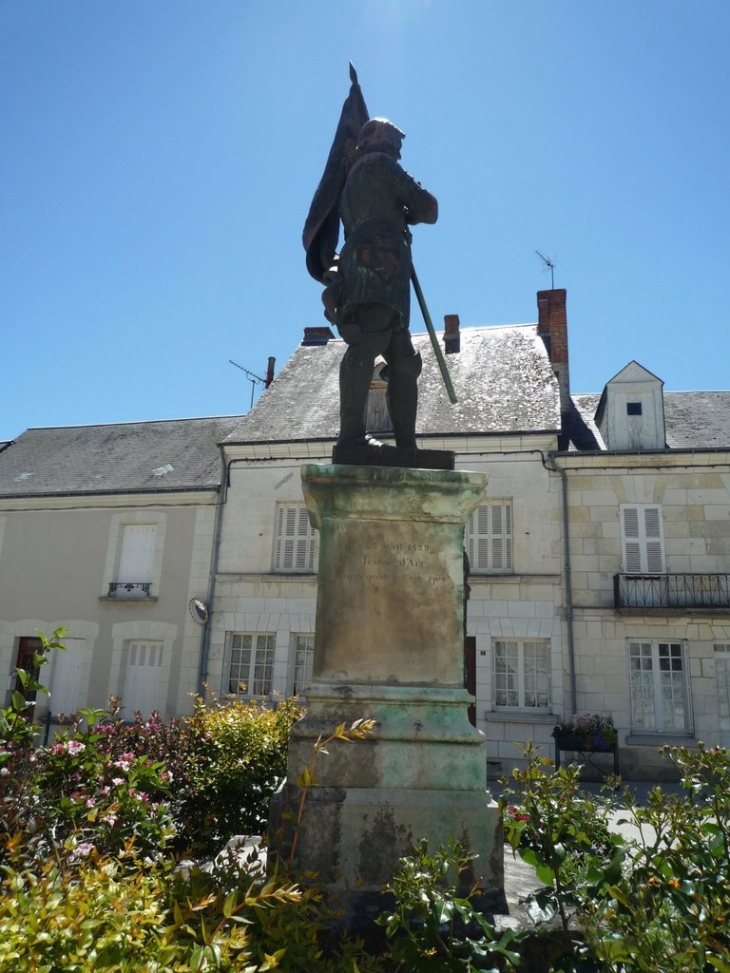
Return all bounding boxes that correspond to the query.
[108,582,152,599]
[614,573,730,610]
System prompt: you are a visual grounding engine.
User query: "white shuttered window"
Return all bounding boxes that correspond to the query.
[466,502,513,574]
[273,505,316,572]
[118,525,156,583]
[621,504,665,573]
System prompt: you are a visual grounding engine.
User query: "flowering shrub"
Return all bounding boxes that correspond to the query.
[501,742,730,972]
[553,712,617,749]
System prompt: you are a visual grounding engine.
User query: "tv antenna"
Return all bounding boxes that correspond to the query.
[535,250,556,289]
[229,359,267,409]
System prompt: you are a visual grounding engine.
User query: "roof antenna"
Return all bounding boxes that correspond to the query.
[229,360,267,409]
[535,250,556,289]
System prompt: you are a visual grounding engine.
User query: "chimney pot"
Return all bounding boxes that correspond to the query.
[302,326,335,346]
[265,356,276,388]
[443,314,461,354]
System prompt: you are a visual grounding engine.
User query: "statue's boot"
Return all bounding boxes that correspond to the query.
[338,346,376,446]
[386,351,422,449]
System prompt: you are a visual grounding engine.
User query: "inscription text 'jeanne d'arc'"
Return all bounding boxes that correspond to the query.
[340,540,448,587]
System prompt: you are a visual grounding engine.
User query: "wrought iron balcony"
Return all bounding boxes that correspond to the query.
[614,573,730,611]
[108,582,152,598]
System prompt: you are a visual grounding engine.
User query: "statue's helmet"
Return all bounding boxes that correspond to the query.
[356,118,405,156]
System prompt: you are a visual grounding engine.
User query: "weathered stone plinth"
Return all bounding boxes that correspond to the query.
[269,464,503,894]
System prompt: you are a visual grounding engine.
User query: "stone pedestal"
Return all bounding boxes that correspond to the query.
[270,464,503,894]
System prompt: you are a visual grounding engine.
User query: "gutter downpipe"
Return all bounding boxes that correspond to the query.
[548,452,577,715]
[197,445,229,696]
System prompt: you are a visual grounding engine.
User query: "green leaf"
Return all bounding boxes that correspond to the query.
[223,889,237,918]
[708,956,730,973]
[526,889,558,924]
[536,863,556,885]
[11,691,28,713]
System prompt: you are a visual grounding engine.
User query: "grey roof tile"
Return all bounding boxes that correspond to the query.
[224,325,561,443]
[570,391,730,451]
[0,417,242,498]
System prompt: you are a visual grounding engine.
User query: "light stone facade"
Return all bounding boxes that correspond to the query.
[555,450,730,777]
[0,493,219,725]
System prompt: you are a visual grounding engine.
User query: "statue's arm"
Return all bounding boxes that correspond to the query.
[396,164,438,226]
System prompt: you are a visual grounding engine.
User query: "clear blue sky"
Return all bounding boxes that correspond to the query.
[2,1,728,441]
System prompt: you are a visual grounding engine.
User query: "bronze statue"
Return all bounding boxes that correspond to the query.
[303,68,438,451]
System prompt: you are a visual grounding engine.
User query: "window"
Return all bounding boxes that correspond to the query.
[228,633,275,696]
[626,402,643,416]
[621,504,665,574]
[466,502,513,573]
[13,637,44,710]
[628,641,691,733]
[289,633,314,696]
[111,524,156,597]
[494,639,550,710]
[273,505,316,572]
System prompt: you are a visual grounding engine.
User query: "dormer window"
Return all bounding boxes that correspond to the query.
[594,361,665,450]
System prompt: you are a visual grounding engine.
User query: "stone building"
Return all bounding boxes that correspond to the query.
[0,417,239,727]
[3,290,729,777]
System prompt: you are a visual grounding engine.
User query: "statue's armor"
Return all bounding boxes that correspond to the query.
[337,152,437,334]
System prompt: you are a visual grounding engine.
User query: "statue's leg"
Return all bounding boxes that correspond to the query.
[337,305,394,447]
[338,344,377,446]
[384,330,422,449]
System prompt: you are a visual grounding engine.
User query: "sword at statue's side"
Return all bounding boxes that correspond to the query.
[410,264,458,404]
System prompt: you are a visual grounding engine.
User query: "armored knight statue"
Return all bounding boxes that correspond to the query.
[303,68,438,452]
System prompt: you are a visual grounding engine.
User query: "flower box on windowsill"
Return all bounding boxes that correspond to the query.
[552,715,619,775]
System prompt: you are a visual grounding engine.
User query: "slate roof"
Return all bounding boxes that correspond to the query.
[0,417,243,498]
[570,392,730,451]
[224,325,561,444]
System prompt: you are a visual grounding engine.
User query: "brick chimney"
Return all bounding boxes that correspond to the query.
[301,326,335,346]
[537,289,570,417]
[443,314,461,354]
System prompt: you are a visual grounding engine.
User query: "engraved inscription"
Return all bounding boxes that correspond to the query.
[340,538,449,587]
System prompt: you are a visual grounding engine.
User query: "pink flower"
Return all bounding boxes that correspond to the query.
[71,842,95,858]
[85,797,96,808]
[111,777,124,787]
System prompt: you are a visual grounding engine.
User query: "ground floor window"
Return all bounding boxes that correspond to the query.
[494,639,550,710]
[13,636,44,709]
[228,633,275,697]
[289,633,314,696]
[628,640,690,733]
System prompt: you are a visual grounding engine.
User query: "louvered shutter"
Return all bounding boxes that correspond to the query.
[118,525,156,582]
[622,505,665,573]
[622,507,643,573]
[644,507,664,572]
[274,505,315,571]
[466,502,512,573]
